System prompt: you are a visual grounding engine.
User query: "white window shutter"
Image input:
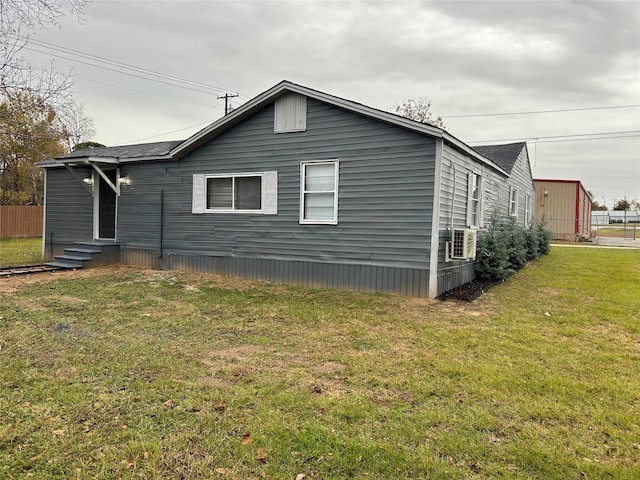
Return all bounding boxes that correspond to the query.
[262,171,278,215]
[466,172,474,227]
[192,174,205,214]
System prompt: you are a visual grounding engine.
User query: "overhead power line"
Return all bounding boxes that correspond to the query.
[441,104,640,118]
[16,35,250,101]
[470,130,640,144]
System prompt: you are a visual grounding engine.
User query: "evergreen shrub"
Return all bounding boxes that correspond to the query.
[475,212,552,281]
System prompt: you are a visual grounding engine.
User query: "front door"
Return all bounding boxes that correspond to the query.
[97,170,117,239]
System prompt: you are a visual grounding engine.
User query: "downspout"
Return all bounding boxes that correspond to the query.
[450,160,457,234]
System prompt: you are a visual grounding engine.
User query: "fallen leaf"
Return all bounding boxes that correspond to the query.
[295,474,306,480]
[257,448,267,463]
[215,400,227,413]
[52,429,65,436]
[241,433,253,445]
[508,464,518,471]
[30,454,43,462]
[164,399,175,408]
[215,467,231,474]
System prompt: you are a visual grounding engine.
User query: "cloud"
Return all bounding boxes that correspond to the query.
[22,0,640,203]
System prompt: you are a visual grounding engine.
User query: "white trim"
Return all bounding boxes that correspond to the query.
[192,174,205,214]
[42,168,47,260]
[509,186,519,218]
[524,195,532,227]
[428,138,444,298]
[204,172,264,214]
[262,171,278,215]
[93,168,119,240]
[299,160,339,225]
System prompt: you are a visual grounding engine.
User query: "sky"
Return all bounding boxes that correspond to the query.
[21,0,640,208]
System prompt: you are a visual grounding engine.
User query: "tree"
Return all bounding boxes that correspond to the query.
[0,93,66,205]
[1,0,87,102]
[57,100,96,151]
[592,200,608,211]
[394,97,447,130]
[614,199,631,211]
[73,141,106,151]
[588,190,608,211]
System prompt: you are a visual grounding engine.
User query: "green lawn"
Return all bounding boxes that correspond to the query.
[1,247,638,479]
[0,237,42,267]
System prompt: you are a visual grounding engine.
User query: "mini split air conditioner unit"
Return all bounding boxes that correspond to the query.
[450,228,477,260]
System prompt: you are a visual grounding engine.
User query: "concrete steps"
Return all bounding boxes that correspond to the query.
[46,241,119,270]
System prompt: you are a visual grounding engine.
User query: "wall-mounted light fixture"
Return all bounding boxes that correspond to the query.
[83,177,94,186]
[119,176,130,186]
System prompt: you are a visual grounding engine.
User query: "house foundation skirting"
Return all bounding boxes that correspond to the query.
[436,262,477,296]
[120,250,431,297]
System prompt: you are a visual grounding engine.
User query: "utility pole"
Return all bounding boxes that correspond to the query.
[217,93,239,115]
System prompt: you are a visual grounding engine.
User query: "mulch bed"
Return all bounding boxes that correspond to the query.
[439,278,502,302]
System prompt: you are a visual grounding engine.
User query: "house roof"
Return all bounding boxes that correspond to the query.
[37,140,183,167]
[471,142,526,174]
[170,80,509,176]
[40,80,509,176]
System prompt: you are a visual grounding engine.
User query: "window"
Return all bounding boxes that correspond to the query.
[192,172,277,214]
[524,195,532,227]
[466,172,482,227]
[207,175,261,211]
[300,160,338,224]
[509,187,518,217]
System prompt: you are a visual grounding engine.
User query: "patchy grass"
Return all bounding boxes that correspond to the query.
[595,226,639,239]
[0,237,42,267]
[0,248,639,479]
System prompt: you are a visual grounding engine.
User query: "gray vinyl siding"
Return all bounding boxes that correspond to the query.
[506,148,536,225]
[160,99,436,269]
[435,143,509,295]
[100,98,437,295]
[44,167,94,256]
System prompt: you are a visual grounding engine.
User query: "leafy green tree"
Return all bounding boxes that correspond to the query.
[0,93,65,204]
[614,199,631,211]
[592,200,608,211]
[73,141,106,151]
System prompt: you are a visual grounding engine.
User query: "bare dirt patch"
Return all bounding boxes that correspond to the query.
[196,376,233,388]
[313,361,347,375]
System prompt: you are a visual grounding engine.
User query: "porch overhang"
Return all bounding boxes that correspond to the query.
[57,157,122,197]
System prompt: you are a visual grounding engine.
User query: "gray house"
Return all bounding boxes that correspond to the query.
[38,81,535,297]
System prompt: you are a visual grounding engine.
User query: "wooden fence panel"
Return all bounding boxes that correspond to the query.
[0,206,43,238]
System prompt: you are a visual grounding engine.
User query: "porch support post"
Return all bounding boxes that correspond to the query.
[91,163,120,196]
[65,164,94,196]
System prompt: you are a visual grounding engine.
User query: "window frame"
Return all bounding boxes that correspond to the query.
[466,172,483,228]
[192,171,278,215]
[524,195,532,227]
[299,159,339,225]
[509,187,519,218]
[205,172,264,213]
